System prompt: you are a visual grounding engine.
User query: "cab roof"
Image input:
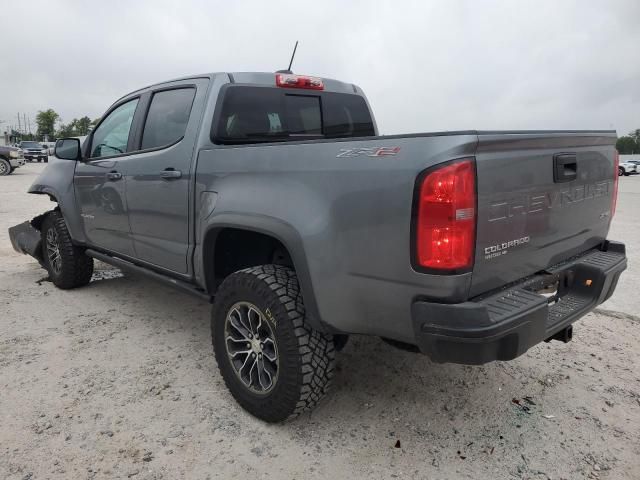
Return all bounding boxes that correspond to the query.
[116,72,362,104]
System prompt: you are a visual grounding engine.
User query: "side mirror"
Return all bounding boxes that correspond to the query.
[54,138,81,160]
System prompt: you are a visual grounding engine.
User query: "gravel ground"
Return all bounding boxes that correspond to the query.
[1,163,639,480]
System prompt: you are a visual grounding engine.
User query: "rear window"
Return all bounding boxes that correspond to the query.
[213,86,375,144]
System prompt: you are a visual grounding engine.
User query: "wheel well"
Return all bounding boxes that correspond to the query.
[30,206,60,230]
[205,228,294,292]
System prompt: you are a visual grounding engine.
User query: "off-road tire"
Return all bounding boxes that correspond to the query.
[212,264,335,422]
[0,159,11,176]
[41,211,94,289]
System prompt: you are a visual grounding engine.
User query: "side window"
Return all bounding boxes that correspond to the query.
[90,99,139,158]
[141,88,196,150]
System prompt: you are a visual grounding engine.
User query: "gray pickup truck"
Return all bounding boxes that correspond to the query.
[9,72,627,422]
[19,141,49,163]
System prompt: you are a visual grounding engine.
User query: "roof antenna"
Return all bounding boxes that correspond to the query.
[276,41,298,74]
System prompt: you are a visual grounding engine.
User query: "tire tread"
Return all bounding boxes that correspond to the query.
[212,264,335,421]
[42,211,93,289]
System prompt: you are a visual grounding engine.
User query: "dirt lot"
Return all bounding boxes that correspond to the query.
[1,163,639,480]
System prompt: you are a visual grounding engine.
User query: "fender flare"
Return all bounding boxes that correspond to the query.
[200,213,331,333]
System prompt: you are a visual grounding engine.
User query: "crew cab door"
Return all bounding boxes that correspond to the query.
[118,80,206,275]
[74,98,140,257]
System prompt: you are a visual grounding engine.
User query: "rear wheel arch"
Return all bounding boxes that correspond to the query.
[201,220,328,332]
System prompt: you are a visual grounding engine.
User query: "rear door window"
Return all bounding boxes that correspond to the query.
[213,86,374,144]
[141,88,196,150]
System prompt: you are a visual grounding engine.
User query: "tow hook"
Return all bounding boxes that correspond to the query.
[544,325,573,343]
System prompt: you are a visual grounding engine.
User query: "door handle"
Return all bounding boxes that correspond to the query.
[160,168,182,180]
[553,153,577,183]
[106,171,122,181]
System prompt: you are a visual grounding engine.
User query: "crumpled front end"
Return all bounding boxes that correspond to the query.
[8,211,50,266]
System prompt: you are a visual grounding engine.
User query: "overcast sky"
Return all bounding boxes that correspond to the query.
[1,0,639,136]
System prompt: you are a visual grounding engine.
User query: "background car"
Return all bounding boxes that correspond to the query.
[18,141,48,162]
[619,160,639,176]
[0,145,26,175]
[42,142,56,155]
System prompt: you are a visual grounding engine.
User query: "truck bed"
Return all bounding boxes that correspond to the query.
[194,129,618,343]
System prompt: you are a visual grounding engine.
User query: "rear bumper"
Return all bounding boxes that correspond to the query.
[412,241,627,364]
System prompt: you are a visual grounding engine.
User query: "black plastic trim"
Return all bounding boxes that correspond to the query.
[85,249,211,302]
[553,152,578,183]
[411,241,627,364]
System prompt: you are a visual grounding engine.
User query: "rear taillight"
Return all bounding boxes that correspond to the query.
[275,73,324,90]
[612,149,619,218]
[414,158,476,271]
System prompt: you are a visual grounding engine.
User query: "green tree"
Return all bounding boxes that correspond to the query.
[36,109,60,139]
[616,131,640,154]
[57,122,77,138]
[76,116,92,135]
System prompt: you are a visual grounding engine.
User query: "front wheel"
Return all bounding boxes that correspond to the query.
[0,159,11,176]
[212,265,335,422]
[41,211,94,289]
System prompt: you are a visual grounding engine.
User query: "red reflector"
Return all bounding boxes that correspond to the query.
[612,149,619,218]
[415,159,476,271]
[276,74,324,90]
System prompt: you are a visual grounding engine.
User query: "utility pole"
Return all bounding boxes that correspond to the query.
[24,113,28,135]
[17,113,21,133]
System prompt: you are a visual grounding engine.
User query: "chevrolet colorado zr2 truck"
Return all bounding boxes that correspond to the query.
[9,72,627,422]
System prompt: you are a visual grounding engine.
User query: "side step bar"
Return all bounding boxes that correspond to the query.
[85,249,212,303]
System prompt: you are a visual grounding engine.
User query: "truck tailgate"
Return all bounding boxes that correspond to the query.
[470,131,618,298]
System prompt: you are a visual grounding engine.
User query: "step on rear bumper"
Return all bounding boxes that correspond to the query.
[411,241,627,365]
